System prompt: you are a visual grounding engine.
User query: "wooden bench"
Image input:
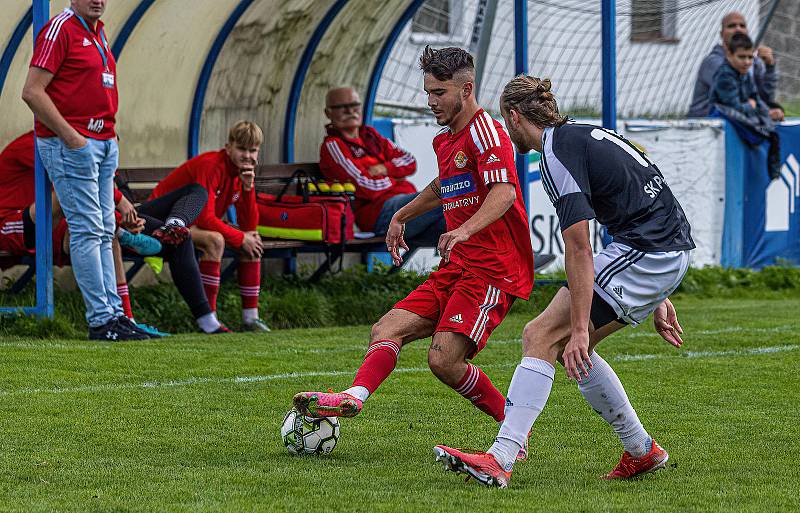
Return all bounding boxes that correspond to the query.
[119,162,390,282]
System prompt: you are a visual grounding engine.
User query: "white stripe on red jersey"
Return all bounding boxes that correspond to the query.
[326,141,392,191]
[35,10,73,69]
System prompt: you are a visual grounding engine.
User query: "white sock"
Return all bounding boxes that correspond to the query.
[578,352,651,457]
[165,217,185,227]
[197,312,221,333]
[488,357,555,471]
[242,308,259,323]
[343,386,370,402]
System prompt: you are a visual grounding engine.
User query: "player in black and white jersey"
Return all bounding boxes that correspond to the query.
[433,76,695,488]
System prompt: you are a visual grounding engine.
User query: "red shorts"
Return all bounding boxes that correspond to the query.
[394,262,515,358]
[0,211,32,255]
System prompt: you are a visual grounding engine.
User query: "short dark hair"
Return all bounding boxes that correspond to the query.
[727,32,753,53]
[418,46,474,81]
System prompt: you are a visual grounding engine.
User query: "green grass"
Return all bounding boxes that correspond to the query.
[1,296,799,512]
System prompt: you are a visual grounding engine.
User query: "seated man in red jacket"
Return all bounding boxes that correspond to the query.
[150,121,268,332]
[320,87,445,246]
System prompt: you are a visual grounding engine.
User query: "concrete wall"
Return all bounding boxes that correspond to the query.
[761,1,800,106]
[0,0,417,168]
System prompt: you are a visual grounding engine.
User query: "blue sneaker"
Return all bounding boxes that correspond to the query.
[135,323,170,338]
[118,230,162,256]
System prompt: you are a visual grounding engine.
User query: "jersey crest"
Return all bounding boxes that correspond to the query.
[454,151,468,168]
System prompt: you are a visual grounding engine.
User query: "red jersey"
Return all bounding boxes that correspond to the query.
[0,132,36,218]
[433,109,534,299]
[320,125,417,232]
[150,150,257,248]
[30,9,118,140]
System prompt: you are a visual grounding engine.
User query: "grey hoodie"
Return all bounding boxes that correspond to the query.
[687,44,778,117]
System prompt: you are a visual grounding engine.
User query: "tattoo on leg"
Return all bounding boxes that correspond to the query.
[431,343,443,352]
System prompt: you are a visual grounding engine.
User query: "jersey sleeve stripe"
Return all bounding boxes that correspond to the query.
[478,113,498,148]
[538,154,560,205]
[391,155,415,167]
[500,168,508,182]
[480,112,501,147]
[470,124,486,154]
[327,141,392,191]
[543,127,582,197]
[474,116,491,152]
[34,12,72,68]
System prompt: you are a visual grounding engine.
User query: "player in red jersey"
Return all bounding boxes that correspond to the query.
[294,47,534,445]
[150,121,268,332]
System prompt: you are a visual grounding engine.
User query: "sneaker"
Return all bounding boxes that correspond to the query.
[293,390,363,418]
[88,318,149,341]
[152,224,189,245]
[433,445,512,488]
[118,230,162,256]
[516,430,531,462]
[116,316,153,339]
[135,322,170,338]
[242,318,270,332]
[603,439,669,480]
[210,324,233,334]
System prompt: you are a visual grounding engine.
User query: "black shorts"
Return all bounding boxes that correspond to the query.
[562,284,626,330]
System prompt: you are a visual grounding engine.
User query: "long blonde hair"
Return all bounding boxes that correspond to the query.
[501,76,568,128]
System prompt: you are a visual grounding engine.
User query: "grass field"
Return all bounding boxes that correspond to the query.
[1,296,799,512]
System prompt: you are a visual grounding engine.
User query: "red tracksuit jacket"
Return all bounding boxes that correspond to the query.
[149,149,257,248]
[319,125,417,232]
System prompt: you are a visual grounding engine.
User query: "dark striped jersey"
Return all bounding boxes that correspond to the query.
[539,123,694,252]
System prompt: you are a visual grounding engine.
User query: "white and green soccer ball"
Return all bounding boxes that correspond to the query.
[281,408,340,455]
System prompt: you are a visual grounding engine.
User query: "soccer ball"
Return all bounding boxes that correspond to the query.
[281,408,340,455]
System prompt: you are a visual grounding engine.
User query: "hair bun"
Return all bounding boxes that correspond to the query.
[536,78,552,93]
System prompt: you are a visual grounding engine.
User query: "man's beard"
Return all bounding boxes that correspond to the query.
[440,99,464,127]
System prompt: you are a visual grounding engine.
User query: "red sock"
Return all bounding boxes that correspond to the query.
[199,260,221,312]
[117,283,133,319]
[454,363,506,422]
[238,260,261,310]
[352,339,401,394]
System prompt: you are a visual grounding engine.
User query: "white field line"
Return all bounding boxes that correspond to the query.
[0,344,797,398]
[0,324,795,356]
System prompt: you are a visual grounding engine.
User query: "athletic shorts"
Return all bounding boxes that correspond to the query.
[394,262,515,358]
[0,211,32,255]
[593,241,691,326]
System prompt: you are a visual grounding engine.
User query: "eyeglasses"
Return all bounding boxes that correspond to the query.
[327,102,362,112]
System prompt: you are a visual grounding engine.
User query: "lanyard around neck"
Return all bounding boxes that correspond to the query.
[71,10,109,69]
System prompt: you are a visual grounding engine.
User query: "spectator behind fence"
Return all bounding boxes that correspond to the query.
[711,33,781,180]
[319,87,446,246]
[21,0,152,340]
[150,121,269,332]
[688,11,783,121]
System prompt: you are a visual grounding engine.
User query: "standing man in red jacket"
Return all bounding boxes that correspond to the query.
[320,87,445,245]
[150,121,268,332]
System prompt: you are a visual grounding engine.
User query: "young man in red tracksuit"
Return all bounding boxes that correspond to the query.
[319,87,446,246]
[149,121,268,332]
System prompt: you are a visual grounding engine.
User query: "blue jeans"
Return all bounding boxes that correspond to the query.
[37,137,122,327]
[373,193,447,247]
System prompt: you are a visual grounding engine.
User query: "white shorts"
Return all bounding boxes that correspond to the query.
[593,242,691,326]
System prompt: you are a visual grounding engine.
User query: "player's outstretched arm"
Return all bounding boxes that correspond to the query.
[561,220,595,382]
[437,182,515,262]
[653,298,683,348]
[386,178,442,265]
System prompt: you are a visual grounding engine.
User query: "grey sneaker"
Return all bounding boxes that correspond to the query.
[242,318,270,332]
